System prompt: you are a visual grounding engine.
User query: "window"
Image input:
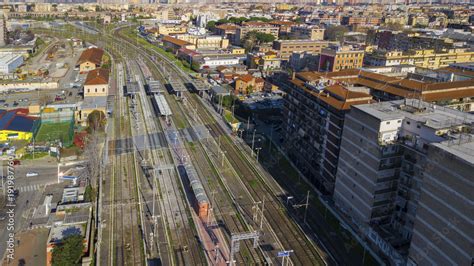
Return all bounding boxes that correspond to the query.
[95,88,97,93]
[386,121,390,125]
[102,88,105,92]
[87,89,90,93]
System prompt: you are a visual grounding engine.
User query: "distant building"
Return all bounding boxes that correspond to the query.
[0,10,7,47]
[234,74,265,95]
[155,23,187,36]
[176,34,229,50]
[318,45,365,72]
[364,48,474,69]
[247,51,282,71]
[290,25,325,40]
[235,22,279,45]
[76,47,104,73]
[289,51,320,71]
[162,35,196,53]
[273,39,333,60]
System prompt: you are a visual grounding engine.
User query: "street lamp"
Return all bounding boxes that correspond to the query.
[255,147,262,161]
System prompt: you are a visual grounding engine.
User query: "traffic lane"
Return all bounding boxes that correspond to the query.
[13,163,78,188]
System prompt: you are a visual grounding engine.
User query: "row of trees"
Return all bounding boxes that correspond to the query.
[242,30,276,51]
[206,16,272,30]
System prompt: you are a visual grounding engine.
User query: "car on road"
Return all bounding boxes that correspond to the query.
[26,172,39,177]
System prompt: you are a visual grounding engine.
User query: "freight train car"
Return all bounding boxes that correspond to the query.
[179,164,209,218]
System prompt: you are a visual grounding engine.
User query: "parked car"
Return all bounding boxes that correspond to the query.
[26,172,39,177]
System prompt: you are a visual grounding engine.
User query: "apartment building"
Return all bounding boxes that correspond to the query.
[364,48,474,69]
[247,51,281,71]
[234,74,264,95]
[176,34,229,50]
[356,70,474,112]
[333,100,473,265]
[318,45,365,72]
[281,70,373,194]
[341,16,381,26]
[155,24,187,36]
[290,25,325,41]
[273,39,333,59]
[235,22,279,45]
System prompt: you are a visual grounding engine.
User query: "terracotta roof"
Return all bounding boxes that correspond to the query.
[255,77,265,84]
[216,24,238,30]
[85,68,109,86]
[242,21,273,27]
[162,35,192,47]
[77,48,104,66]
[270,20,297,26]
[238,74,254,83]
[325,84,372,100]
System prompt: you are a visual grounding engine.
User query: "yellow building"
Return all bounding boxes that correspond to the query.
[76,48,104,73]
[176,35,229,49]
[155,24,188,36]
[0,109,38,142]
[366,48,474,69]
[319,46,365,72]
[83,68,109,98]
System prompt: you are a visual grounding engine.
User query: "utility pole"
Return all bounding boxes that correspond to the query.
[251,129,256,157]
[304,190,310,224]
[256,147,262,161]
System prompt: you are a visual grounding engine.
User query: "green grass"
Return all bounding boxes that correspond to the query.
[21,152,49,160]
[35,122,73,143]
[224,110,239,124]
[121,28,195,74]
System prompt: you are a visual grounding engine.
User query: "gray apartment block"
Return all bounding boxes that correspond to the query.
[408,140,473,266]
[334,99,473,264]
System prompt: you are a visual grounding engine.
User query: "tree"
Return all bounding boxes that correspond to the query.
[242,31,275,52]
[206,20,216,30]
[51,235,84,266]
[86,110,106,132]
[324,25,349,42]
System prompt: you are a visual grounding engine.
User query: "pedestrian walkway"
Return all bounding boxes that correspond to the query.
[17,182,56,193]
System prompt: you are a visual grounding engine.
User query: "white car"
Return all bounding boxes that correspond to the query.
[26,172,39,177]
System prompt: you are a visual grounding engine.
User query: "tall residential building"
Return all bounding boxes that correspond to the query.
[234,22,279,45]
[0,10,7,47]
[364,48,474,69]
[333,99,473,265]
[273,39,334,60]
[280,70,373,194]
[318,45,365,72]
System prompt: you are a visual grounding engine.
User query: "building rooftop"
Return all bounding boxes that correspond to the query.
[355,99,474,130]
[84,68,109,86]
[162,35,192,46]
[80,96,107,110]
[0,109,38,133]
[76,47,104,66]
[0,54,23,65]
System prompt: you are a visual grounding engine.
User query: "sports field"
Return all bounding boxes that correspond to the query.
[35,122,73,143]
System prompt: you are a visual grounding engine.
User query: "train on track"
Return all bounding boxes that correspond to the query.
[178,165,209,219]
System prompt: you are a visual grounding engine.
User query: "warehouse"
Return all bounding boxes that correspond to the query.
[0,54,23,74]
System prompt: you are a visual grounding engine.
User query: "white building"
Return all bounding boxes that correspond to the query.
[0,54,23,74]
[198,56,240,69]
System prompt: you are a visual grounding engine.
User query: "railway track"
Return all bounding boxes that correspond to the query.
[128,59,206,265]
[107,60,144,266]
[130,47,267,265]
[134,32,328,265]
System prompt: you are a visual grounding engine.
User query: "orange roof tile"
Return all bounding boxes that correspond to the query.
[77,48,104,66]
[162,35,192,47]
[85,68,109,86]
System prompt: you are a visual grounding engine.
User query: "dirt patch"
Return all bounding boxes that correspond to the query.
[4,228,49,266]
